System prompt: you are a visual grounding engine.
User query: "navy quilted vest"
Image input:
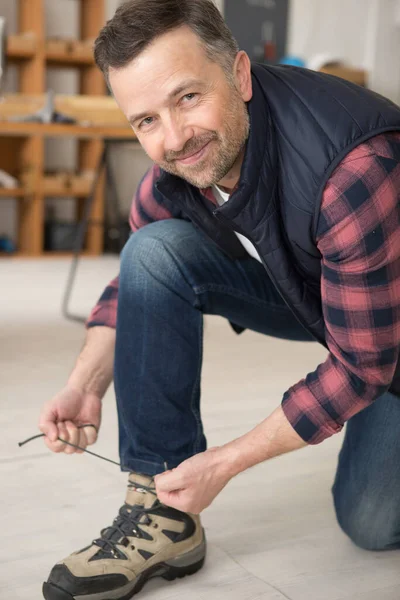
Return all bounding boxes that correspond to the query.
[157,64,400,394]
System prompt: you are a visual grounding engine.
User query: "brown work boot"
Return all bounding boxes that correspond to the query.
[43,472,206,600]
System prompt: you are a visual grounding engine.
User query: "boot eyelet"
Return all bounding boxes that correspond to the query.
[131,545,135,551]
[153,523,159,529]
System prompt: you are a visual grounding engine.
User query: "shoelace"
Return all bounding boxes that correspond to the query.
[18,424,129,469]
[18,425,163,557]
[93,480,159,557]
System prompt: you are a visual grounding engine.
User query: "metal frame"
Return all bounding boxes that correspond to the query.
[62,140,130,322]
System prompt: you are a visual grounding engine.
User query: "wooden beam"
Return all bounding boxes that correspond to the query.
[79,0,106,95]
[18,0,45,93]
[18,136,44,255]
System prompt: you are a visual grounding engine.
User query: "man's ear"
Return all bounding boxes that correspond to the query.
[233,51,253,102]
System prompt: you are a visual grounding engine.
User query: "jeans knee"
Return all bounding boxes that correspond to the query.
[119,221,199,306]
[121,222,166,266]
[121,221,184,277]
[334,489,400,551]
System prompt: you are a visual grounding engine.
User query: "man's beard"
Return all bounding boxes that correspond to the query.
[158,93,250,189]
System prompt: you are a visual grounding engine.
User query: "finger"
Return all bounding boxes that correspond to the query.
[161,491,201,515]
[82,424,98,446]
[43,435,63,453]
[39,406,59,443]
[39,420,58,443]
[75,428,88,454]
[56,421,70,452]
[157,489,184,510]
[44,422,68,453]
[155,469,185,493]
[64,421,79,454]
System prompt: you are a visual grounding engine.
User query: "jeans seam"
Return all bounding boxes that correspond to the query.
[190,316,204,455]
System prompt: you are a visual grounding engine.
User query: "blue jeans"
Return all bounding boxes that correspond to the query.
[114,220,400,551]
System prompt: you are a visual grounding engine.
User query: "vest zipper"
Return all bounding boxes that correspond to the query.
[213,209,325,346]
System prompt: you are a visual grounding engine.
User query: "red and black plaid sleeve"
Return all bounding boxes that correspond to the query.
[86,164,178,329]
[282,132,400,444]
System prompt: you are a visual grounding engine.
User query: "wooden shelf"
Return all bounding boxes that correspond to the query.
[0,250,95,259]
[0,188,28,197]
[43,185,92,198]
[44,192,89,198]
[46,49,95,67]
[0,94,131,128]
[42,250,98,258]
[1,0,112,257]
[45,38,95,66]
[0,122,135,139]
[6,34,37,60]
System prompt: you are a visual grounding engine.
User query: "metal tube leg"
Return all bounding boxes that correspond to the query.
[62,146,108,322]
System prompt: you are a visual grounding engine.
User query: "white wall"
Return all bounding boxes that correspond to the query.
[287,0,400,103]
[287,0,368,67]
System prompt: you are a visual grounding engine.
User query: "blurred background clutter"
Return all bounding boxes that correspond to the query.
[0,0,398,261]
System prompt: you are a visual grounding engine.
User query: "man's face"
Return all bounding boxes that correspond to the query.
[109,26,251,189]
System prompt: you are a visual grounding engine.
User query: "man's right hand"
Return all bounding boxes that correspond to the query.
[38,385,102,455]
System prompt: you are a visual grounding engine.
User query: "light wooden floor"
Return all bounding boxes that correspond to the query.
[1,257,400,600]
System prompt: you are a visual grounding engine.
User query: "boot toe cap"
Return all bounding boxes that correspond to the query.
[44,564,129,599]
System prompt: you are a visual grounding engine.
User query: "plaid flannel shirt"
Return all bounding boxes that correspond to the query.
[87,132,400,444]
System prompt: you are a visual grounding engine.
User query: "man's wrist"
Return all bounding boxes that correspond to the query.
[215,437,250,480]
[67,326,116,397]
[216,405,308,480]
[68,365,111,398]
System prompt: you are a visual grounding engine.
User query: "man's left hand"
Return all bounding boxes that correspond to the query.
[154,406,307,513]
[154,446,234,514]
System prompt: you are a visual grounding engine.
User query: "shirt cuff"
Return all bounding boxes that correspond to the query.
[281,380,343,445]
[85,305,117,330]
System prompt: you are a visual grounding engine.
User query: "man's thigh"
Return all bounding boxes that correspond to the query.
[137,219,314,342]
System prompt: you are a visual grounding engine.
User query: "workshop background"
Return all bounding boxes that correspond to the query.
[2,2,400,600]
[0,0,398,257]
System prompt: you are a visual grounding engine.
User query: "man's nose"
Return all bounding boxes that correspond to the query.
[163,117,192,154]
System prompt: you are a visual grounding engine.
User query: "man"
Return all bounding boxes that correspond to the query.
[39,1,400,599]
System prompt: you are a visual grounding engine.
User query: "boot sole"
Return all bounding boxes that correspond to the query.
[42,539,206,600]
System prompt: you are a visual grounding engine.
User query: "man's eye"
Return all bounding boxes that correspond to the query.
[183,93,197,102]
[140,117,154,128]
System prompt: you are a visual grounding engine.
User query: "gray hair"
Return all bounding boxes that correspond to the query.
[94,0,239,85]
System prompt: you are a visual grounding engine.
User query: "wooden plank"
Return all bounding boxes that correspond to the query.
[79,66,106,96]
[80,0,106,41]
[46,38,95,66]
[6,34,37,60]
[43,172,94,197]
[19,0,45,36]
[18,0,45,93]
[17,136,44,255]
[0,188,26,197]
[0,250,94,259]
[0,122,134,139]
[79,0,106,95]
[46,51,94,67]
[0,93,129,127]
[0,137,25,177]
